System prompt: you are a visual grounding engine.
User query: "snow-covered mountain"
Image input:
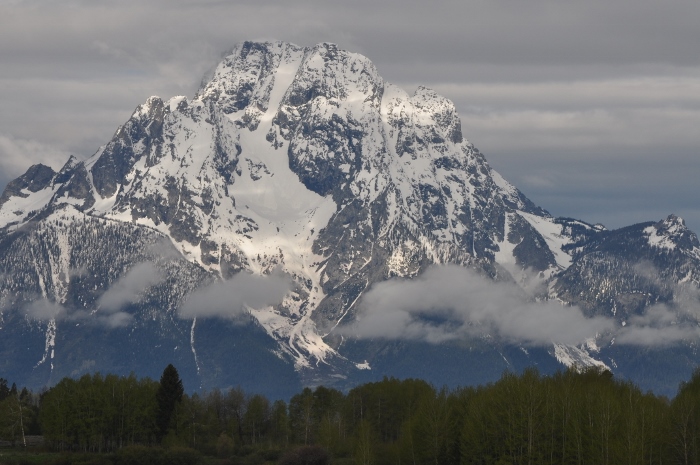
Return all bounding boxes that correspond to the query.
[1,41,699,397]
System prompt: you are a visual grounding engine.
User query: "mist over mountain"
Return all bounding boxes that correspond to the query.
[1,41,699,398]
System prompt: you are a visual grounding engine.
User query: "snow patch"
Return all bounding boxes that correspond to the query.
[355,360,371,370]
[494,212,519,266]
[553,343,610,371]
[518,211,573,270]
[0,185,56,229]
[34,319,56,374]
[644,225,677,250]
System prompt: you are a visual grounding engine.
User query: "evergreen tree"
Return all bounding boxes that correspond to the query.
[0,378,10,401]
[155,364,184,442]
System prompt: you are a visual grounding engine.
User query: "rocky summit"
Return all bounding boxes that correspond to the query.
[1,41,699,398]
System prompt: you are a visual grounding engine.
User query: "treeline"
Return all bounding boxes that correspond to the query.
[8,367,700,464]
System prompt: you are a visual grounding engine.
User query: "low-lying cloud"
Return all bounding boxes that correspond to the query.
[25,299,65,321]
[347,265,614,346]
[178,271,292,320]
[346,265,700,348]
[616,303,700,346]
[97,262,162,312]
[614,264,700,346]
[24,299,133,329]
[23,262,164,329]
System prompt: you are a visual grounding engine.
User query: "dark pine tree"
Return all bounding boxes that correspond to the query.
[0,378,9,401]
[155,364,184,442]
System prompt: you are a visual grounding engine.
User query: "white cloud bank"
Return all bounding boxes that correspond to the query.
[346,265,700,348]
[616,304,700,346]
[25,299,64,321]
[97,262,162,312]
[347,265,614,346]
[178,271,292,320]
[25,299,133,329]
[24,262,163,329]
[22,259,700,348]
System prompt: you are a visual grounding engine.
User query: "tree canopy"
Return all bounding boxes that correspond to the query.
[8,366,700,464]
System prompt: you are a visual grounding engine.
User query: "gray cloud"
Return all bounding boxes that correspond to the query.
[179,271,292,320]
[346,265,615,346]
[617,304,700,347]
[24,299,133,329]
[97,262,163,312]
[0,134,69,187]
[347,265,700,348]
[632,260,661,281]
[439,76,700,231]
[146,238,186,261]
[675,283,700,317]
[25,299,65,321]
[611,262,700,346]
[99,311,135,329]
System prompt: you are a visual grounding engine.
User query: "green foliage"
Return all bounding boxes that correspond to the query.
[0,384,38,446]
[112,445,200,465]
[278,445,329,465]
[39,373,159,451]
[353,419,375,465]
[159,447,201,465]
[459,367,671,465]
[269,399,290,447]
[215,432,235,458]
[22,366,700,465]
[242,394,269,446]
[0,451,113,465]
[288,388,314,445]
[112,445,163,465]
[669,367,700,464]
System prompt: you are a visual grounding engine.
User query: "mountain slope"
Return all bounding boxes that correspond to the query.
[1,41,699,396]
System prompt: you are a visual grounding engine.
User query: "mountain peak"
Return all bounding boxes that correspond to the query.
[660,213,685,229]
[411,86,463,143]
[0,163,56,208]
[1,41,699,397]
[642,213,699,253]
[136,96,164,117]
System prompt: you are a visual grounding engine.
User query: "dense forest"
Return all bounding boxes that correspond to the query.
[4,366,700,464]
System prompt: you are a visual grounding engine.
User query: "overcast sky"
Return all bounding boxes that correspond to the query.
[1,0,698,233]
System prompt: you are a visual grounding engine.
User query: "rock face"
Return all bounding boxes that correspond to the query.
[1,41,699,397]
